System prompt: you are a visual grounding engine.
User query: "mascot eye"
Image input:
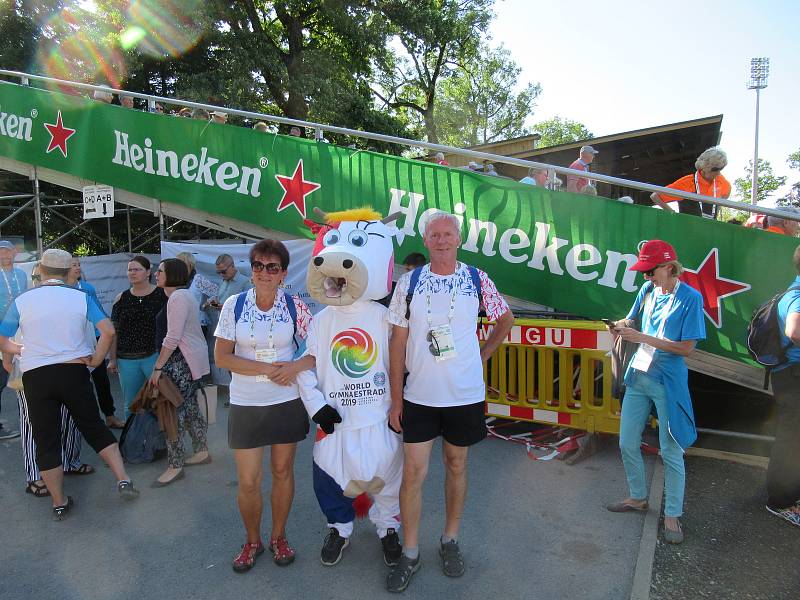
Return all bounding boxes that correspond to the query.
[322,229,341,246]
[348,230,368,247]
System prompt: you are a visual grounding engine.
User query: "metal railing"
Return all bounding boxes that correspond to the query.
[1,68,798,222]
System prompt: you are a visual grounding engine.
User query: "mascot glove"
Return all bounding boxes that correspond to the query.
[313,404,342,434]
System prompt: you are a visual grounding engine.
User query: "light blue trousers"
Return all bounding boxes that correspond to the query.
[618,373,686,518]
[118,354,159,419]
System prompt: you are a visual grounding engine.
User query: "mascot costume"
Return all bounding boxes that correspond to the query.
[298,207,404,568]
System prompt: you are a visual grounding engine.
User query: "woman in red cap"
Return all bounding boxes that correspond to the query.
[605,240,706,544]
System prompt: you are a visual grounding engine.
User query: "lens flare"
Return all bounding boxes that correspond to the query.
[122,0,205,58]
[35,6,126,88]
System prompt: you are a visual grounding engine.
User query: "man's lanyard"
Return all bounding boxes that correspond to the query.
[642,281,681,340]
[426,263,460,330]
[1,268,20,304]
[249,290,278,351]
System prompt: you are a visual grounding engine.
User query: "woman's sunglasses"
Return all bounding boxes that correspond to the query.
[251,261,282,274]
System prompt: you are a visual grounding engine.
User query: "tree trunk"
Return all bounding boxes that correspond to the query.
[424,106,438,144]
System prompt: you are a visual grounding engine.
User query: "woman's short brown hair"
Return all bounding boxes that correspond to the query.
[160,258,189,287]
[250,239,290,270]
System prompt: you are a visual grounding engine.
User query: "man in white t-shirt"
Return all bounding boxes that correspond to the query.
[385,212,514,592]
[0,249,139,520]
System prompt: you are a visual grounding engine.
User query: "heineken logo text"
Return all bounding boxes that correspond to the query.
[111,131,262,197]
[0,109,33,141]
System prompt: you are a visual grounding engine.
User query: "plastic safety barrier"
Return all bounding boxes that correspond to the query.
[480,318,622,435]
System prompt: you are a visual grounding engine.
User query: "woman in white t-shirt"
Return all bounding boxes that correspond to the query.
[214,239,314,573]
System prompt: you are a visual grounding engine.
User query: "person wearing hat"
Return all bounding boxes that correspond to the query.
[650,147,731,219]
[604,240,705,545]
[0,249,140,520]
[0,239,26,440]
[566,145,599,193]
[211,111,228,125]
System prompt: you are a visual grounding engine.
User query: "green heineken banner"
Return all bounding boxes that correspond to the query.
[0,82,797,365]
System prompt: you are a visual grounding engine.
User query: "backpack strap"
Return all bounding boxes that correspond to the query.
[467,265,483,310]
[404,267,423,320]
[233,291,248,323]
[284,291,299,350]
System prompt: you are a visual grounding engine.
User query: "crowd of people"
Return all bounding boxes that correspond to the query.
[0,197,798,592]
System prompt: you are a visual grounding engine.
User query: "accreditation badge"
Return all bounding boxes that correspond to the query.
[254,347,278,383]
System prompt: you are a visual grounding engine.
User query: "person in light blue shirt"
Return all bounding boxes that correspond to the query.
[66,258,124,429]
[764,245,800,527]
[519,167,548,187]
[605,240,705,546]
[0,239,27,440]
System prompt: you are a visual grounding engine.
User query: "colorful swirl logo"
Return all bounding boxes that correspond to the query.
[330,328,377,378]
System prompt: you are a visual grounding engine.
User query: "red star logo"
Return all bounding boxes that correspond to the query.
[43,110,77,158]
[275,159,320,218]
[680,248,750,328]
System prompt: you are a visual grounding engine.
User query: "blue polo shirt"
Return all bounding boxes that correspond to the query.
[0,267,28,320]
[625,281,706,382]
[775,275,800,371]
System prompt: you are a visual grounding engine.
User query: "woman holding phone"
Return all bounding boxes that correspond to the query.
[605,240,705,545]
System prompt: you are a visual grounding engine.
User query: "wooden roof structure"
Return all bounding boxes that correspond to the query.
[439,115,724,203]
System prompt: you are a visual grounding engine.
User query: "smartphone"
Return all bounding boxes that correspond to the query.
[601,318,615,327]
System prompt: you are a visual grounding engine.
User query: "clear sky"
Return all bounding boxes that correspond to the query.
[491,0,800,204]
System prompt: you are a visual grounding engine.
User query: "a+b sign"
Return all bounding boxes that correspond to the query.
[82,185,115,219]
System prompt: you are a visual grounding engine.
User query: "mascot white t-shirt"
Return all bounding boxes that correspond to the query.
[303,302,390,430]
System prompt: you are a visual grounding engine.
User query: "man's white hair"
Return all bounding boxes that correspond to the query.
[695,147,728,172]
[423,211,461,238]
[435,152,445,161]
[766,206,800,229]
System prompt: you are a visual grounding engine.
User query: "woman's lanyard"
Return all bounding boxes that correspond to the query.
[426,263,460,330]
[694,172,717,198]
[642,281,682,340]
[249,290,278,352]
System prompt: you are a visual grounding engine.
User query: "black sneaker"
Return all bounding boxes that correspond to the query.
[381,528,402,566]
[320,528,349,566]
[386,554,420,593]
[439,539,465,577]
[0,424,20,440]
[117,480,140,500]
[52,496,74,521]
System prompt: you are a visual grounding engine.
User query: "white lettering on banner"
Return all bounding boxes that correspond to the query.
[388,187,640,293]
[111,130,262,198]
[0,110,33,142]
[478,323,581,348]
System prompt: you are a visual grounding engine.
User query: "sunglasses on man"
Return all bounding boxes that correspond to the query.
[426,330,441,357]
[251,261,282,274]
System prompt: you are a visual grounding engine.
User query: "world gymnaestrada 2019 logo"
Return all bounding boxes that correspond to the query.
[330,328,377,378]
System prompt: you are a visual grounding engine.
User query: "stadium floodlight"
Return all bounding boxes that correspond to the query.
[747,58,769,205]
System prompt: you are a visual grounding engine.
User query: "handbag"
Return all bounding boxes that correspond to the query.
[7,358,23,391]
[610,285,653,399]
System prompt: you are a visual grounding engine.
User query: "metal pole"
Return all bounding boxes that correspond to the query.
[106,217,112,254]
[751,87,760,205]
[126,205,132,252]
[33,169,43,256]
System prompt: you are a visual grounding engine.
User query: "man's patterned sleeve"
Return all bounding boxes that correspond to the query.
[478,270,509,321]
[387,273,411,327]
[294,297,312,339]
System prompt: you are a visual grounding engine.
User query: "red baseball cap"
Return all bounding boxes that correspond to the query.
[629,240,677,272]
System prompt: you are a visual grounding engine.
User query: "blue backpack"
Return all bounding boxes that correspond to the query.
[233,291,304,356]
[404,265,483,320]
[119,411,166,464]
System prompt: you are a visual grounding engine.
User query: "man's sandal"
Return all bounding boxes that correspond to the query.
[25,481,50,497]
[65,464,95,476]
[232,541,265,573]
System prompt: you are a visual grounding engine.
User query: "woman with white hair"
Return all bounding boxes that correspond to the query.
[650,147,731,218]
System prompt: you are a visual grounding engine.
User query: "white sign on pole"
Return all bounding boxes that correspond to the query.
[82,185,115,219]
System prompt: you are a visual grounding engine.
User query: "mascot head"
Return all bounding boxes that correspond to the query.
[305,207,402,306]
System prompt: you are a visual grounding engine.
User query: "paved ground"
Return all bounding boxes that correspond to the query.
[0,383,651,600]
[650,456,800,600]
